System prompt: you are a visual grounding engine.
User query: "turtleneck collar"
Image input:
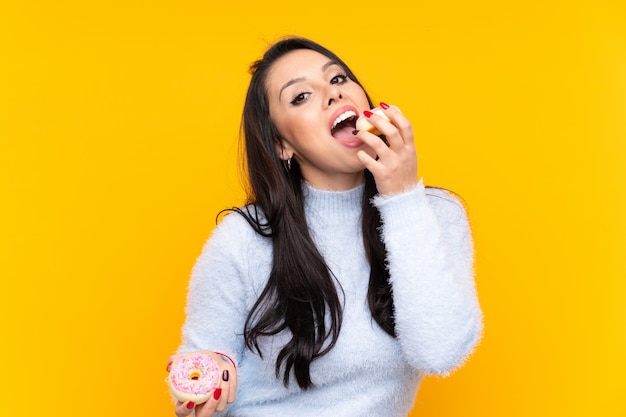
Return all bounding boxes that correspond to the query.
[302,181,364,223]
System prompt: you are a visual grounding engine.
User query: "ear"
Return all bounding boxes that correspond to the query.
[275,140,294,162]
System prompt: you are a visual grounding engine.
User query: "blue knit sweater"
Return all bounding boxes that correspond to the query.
[178,181,482,416]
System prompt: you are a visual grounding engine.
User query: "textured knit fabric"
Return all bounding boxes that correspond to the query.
[177,180,482,417]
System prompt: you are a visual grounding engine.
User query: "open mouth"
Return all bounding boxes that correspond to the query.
[330,110,358,139]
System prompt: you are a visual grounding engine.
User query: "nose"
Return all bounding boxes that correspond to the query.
[326,86,343,106]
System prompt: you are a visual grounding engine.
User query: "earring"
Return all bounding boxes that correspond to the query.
[287,158,292,170]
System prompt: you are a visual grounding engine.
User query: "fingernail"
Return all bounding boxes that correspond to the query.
[380,102,390,109]
[213,388,223,401]
[166,361,172,372]
[186,401,195,409]
[363,110,373,118]
[222,369,229,382]
[352,129,359,135]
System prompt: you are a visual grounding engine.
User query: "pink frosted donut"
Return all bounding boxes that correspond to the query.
[167,351,220,404]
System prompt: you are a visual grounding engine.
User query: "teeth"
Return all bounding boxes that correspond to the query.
[332,110,356,129]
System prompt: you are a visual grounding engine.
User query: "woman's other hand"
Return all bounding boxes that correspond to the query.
[167,350,238,417]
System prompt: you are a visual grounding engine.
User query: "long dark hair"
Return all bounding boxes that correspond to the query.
[231,37,395,389]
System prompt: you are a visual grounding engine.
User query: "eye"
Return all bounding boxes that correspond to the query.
[330,73,348,85]
[290,92,310,106]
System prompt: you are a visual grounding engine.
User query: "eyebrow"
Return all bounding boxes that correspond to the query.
[278,60,340,102]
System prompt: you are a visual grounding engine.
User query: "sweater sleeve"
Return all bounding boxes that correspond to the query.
[176,212,252,365]
[372,181,483,375]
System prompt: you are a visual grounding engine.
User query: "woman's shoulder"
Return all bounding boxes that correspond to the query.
[195,204,270,266]
[425,186,465,208]
[424,186,471,228]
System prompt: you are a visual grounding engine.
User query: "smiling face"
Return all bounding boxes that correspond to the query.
[266,49,375,190]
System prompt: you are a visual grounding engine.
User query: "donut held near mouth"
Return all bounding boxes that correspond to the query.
[166,351,221,404]
[355,106,393,136]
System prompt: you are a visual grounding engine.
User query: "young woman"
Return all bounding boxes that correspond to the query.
[169,36,482,417]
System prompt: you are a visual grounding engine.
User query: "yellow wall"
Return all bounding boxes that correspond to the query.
[2,1,625,415]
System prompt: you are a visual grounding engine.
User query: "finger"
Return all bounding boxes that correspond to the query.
[215,386,228,412]
[356,149,383,175]
[359,103,412,150]
[379,103,414,147]
[193,400,214,417]
[354,128,392,161]
[216,372,230,410]
[360,108,395,138]
[221,368,237,404]
[357,112,406,155]
[193,389,221,417]
[174,400,195,417]
[212,352,237,403]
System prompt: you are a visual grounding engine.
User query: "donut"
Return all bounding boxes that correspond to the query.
[355,106,392,136]
[166,351,221,404]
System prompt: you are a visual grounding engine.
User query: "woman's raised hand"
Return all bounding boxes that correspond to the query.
[355,103,419,196]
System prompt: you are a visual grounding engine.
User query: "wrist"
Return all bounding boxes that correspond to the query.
[214,351,237,369]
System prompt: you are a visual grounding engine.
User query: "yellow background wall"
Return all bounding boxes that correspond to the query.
[2,1,625,415]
